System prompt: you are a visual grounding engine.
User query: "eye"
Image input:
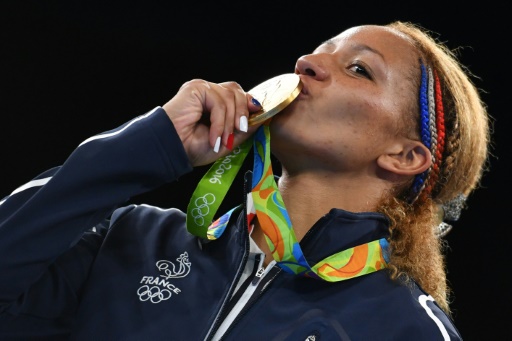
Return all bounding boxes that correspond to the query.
[348,62,373,80]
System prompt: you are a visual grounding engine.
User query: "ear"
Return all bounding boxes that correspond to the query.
[377,140,432,176]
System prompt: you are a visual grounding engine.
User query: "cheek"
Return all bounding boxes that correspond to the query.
[349,100,397,153]
[340,98,380,134]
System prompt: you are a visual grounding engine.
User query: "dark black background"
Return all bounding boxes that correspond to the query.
[0,1,508,339]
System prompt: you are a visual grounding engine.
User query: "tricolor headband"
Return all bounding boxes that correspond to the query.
[409,62,446,203]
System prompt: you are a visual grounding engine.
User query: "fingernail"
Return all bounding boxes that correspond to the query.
[240,116,248,132]
[252,98,261,107]
[213,136,221,153]
[226,133,234,150]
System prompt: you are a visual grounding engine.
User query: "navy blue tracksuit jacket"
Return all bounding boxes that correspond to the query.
[0,107,462,340]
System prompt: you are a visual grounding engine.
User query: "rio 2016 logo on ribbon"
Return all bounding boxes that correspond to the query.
[208,146,243,185]
[186,139,253,239]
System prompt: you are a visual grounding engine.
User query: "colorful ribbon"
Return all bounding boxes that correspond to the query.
[187,124,389,282]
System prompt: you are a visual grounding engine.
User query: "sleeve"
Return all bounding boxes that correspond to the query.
[0,106,193,318]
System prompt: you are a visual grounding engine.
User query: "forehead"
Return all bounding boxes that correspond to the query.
[317,25,418,64]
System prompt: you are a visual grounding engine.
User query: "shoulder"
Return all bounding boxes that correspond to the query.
[335,271,462,340]
[110,204,186,231]
[386,278,463,340]
[112,204,184,221]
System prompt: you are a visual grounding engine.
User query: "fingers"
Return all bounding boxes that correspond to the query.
[207,82,236,152]
[208,81,262,152]
[163,78,263,166]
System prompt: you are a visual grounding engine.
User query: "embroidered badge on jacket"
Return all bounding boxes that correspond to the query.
[137,252,191,304]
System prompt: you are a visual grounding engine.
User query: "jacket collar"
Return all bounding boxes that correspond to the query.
[299,208,390,264]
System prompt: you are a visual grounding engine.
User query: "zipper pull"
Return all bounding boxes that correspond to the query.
[251,267,265,285]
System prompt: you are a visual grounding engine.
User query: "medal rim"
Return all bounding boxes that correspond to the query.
[248,74,303,126]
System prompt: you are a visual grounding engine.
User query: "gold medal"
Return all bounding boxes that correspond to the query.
[247,73,302,126]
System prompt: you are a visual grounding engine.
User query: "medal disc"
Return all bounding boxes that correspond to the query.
[247,73,302,126]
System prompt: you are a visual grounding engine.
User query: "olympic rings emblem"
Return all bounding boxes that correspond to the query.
[191,193,216,226]
[137,285,172,304]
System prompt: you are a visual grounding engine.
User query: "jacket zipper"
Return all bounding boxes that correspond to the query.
[208,171,313,340]
[214,178,329,339]
[218,266,283,341]
[203,171,253,341]
[251,266,265,285]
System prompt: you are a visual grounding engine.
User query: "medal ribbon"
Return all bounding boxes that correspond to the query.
[186,138,252,240]
[187,124,389,281]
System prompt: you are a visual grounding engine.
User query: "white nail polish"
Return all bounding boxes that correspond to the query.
[213,136,221,153]
[240,116,248,132]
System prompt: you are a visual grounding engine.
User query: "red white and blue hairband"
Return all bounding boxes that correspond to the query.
[409,62,446,203]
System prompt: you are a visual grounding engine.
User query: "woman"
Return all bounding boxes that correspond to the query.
[0,22,490,340]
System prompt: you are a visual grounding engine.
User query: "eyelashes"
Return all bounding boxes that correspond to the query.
[348,62,373,80]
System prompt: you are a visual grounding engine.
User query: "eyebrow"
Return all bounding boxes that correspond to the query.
[319,38,385,60]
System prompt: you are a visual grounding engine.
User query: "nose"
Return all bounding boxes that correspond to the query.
[295,54,329,81]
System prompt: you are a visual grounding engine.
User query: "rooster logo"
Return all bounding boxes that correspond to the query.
[156,252,191,279]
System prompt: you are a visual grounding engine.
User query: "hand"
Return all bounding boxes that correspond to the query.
[163,79,262,167]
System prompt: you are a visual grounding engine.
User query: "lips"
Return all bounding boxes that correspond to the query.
[297,84,308,99]
[298,75,308,96]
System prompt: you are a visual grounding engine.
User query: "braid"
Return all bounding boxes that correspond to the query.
[436,120,460,194]
[424,70,446,198]
[410,63,447,203]
[409,63,431,201]
[419,67,438,202]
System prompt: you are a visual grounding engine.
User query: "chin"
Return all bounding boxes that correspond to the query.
[269,114,287,135]
[271,103,295,127]
[269,117,296,155]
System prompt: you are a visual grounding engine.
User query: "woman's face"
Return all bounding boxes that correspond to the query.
[270,25,420,174]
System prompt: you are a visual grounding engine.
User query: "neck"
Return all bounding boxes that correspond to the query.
[274,169,388,241]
